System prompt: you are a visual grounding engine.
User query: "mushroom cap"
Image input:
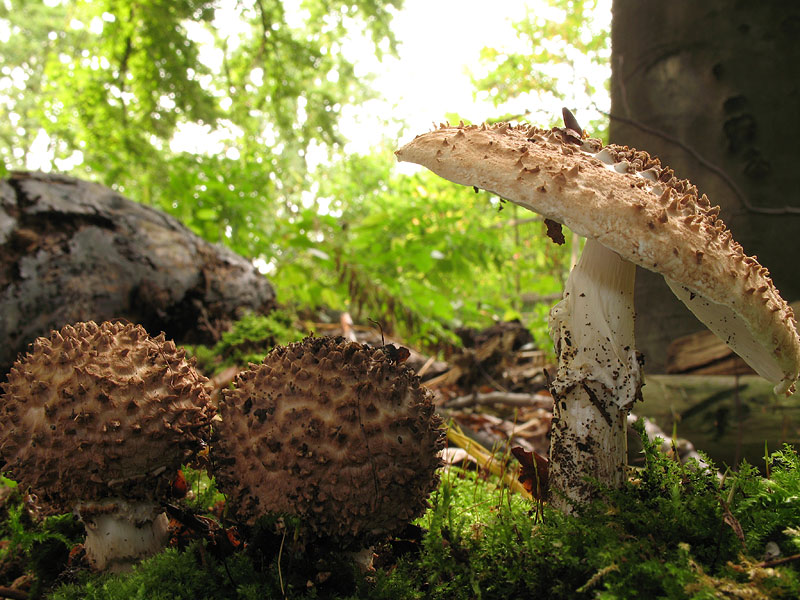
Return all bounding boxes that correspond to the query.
[213,336,445,546]
[0,321,215,513]
[396,122,800,395]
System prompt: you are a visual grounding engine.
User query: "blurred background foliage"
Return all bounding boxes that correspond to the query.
[0,0,609,352]
[474,0,610,139]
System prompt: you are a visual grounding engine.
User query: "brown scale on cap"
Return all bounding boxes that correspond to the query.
[0,321,215,513]
[396,122,800,394]
[213,335,445,547]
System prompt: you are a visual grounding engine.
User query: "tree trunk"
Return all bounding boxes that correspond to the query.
[0,171,276,378]
[610,1,800,373]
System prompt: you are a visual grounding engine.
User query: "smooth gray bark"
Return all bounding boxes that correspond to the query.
[610,1,800,372]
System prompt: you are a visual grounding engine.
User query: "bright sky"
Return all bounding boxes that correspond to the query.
[338,0,533,153]
[169,0,610,170]
[169,0,541,163]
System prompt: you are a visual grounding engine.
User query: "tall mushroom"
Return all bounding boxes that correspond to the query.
[0,321,215,571]
[396,119,800,510]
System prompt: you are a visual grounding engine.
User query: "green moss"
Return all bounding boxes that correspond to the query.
[185,311,306,375]
[365,421,800,599]
[179,466,225,515]
[0,477,84,596]
[5,422,800,599]
[49,546,269,600]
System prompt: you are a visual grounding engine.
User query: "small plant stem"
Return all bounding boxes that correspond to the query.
[758,553,800,568]
[277,529,286,599]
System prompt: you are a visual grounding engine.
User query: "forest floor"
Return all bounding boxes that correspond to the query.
[3,313,800,599]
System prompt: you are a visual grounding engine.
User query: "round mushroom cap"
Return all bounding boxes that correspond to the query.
[0,321,215,513]
[396,122,800,395]
[214,336,445,546]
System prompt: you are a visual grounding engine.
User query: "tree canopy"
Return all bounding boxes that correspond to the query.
[473,0,611,137]
[1,0,399,247]
[0,0,610,349]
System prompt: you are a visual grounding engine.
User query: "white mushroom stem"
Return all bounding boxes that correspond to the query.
[75,499,170,572]
[548,238,642,511]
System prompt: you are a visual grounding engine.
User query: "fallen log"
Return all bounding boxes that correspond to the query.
[0,171,275,378]
[635,374,800,469]
[665,301,800,375]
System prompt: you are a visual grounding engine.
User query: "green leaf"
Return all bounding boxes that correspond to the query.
[194,207,217,220]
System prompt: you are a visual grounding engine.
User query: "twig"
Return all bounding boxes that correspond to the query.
[417,355,437,378]
[424,367,464,389]
[758,552,800,568]
[445,391,553,410]
[510,416,549,437]
[339,312,358,342]
[203,308,221,341]
[277,529,287,599]
[0,587,28,600]
[601,108,800,216]
[475,361,509,394]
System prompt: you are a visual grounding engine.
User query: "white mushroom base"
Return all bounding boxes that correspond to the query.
[548,239,642,512]
[76,499,170,572]
[548,382,629,511]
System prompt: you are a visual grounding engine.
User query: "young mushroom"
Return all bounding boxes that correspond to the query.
[395,118,800,511]
[213,335,445,548]
[0,321,215,571]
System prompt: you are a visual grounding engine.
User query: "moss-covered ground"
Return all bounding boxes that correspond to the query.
[3,422,800,599]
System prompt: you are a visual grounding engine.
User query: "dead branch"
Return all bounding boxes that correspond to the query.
[444,391,553,410]
[757,552,800,568]
[0,587,29,600]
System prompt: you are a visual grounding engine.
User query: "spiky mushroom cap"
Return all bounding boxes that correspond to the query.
[0,321,215,514]
[214,336,446,547]
[396,122,800,395]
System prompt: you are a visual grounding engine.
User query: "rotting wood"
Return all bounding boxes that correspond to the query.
[666,301,800,376]
[636,374,800,468]
[667,329,755,375]
[0,171,275,379]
